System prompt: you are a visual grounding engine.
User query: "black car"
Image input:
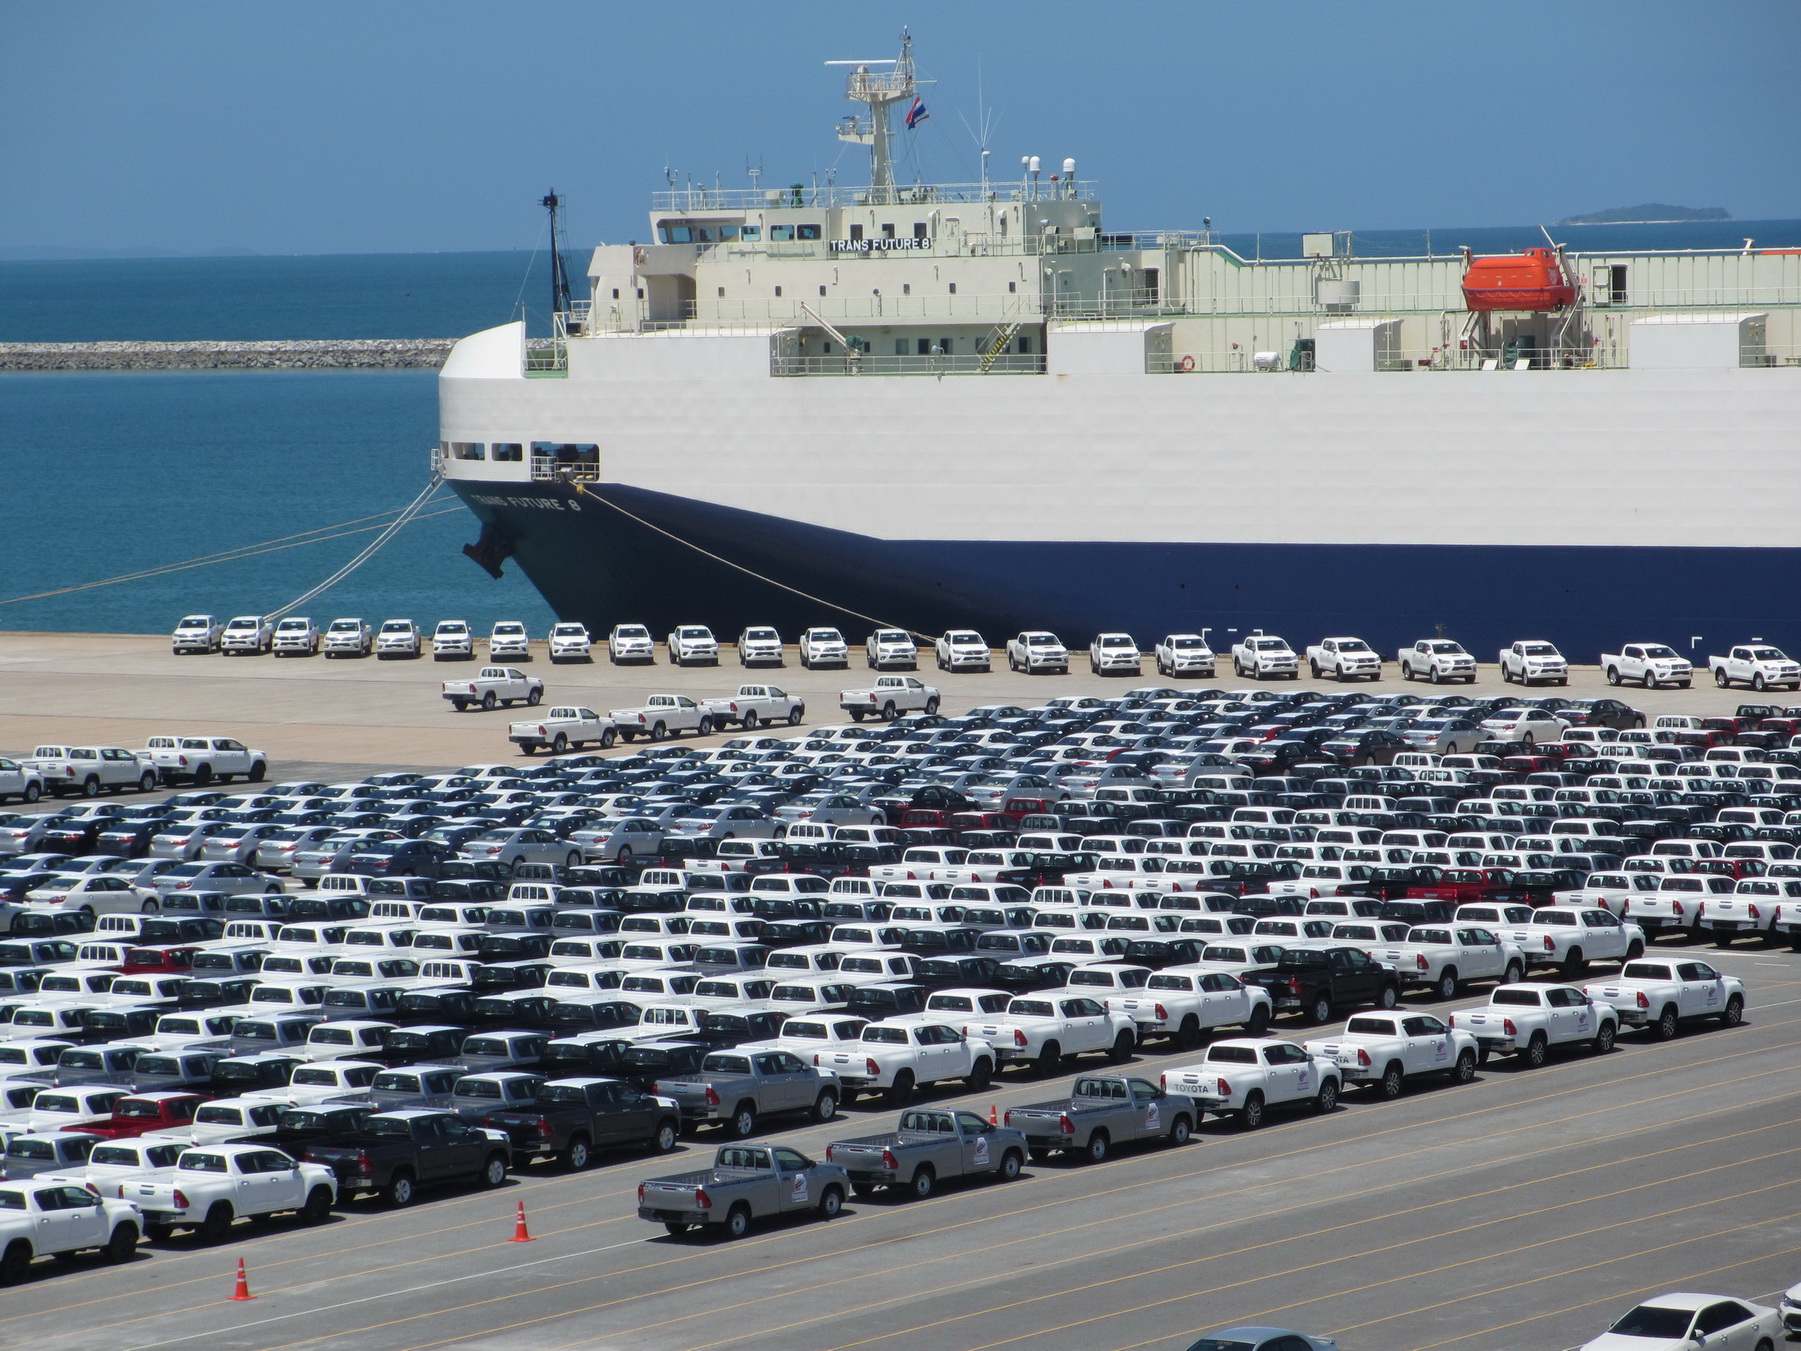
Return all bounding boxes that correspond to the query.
[1317,730,1410,767]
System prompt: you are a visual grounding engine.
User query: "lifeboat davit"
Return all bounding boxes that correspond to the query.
[1461,248,1575,312]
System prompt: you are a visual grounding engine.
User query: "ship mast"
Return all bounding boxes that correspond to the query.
[828,31,916,203]
[541,190,573,323]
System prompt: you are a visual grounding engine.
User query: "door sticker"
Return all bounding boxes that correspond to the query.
[1145,1102,1160,1130]
[973,1136,990,1165]
[790,1172,808,1203]
[1296,1069,1310,1090]
[1435,1037,1449,1061]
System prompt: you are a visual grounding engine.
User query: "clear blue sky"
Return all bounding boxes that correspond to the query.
[6,0,1797,256]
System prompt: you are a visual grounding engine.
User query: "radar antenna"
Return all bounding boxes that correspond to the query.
[828,30,918,202]
[541,190,573,323]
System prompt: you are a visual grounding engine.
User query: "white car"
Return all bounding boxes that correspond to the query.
[1499,639,1568,685]
[1709,643,1801,692]
[1574,1293,1780,1351]
[431,619,473,659]
[322,617,373,658]
[171,614,224,654]
[548,623,592,663]
[1160,1038,1341,1128]
[1301,1011,1480,1097]
[609,624,655,664]
[29,745,159,797]
[1007,631,1069,675]
[1398,639,1477,683]
[141,735,267,786]
[0,1182,144,1274]
[1601,643,1693,690]
[1231,635,1298,680]
[375,619,422,659]
[1582,958,1746,1039]
[127,1142,337,1241]
[1089,633,1141,676]
[1447,982,1619,1065]
[799,627,850,669]
[666,624,718,665]
[865,629,919,671]
[737,626,784,667]
[960,994,1136,1074]
[935,630,991,673]
[0,758,44,805]
[1476,706,1569,745]
[271,617,320,656]
[1154,633,1216,678]
[1306,637,1381,681]
[24,874,156,916]
[488,621,531,660]
[220,615,274,655]
[813,1021,996,1103]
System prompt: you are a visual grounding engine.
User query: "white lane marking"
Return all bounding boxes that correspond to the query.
[120,1235,651,1351]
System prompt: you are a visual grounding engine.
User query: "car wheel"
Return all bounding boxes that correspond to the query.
[730,1103,757,1137]
[724,1204,751,1239]
[1168,1114,1193,1145]
[552,733,568,754]
[1504,960,1523,985]
[1453,1049,1477,1083]
[1593,1021,1616,1054]
[563,1135,591,1170]
[998,1148,1025,1180]
[1654,1005,1679,1041]
[886,1071,915,1107]
[599,728,616,748]
[1084,1131,1110,1163]
[966,1058,992,1092]
[104,1221,139,1263]
[1246,1004,1271,1036]
[385,1171,417,1207]
[1436,968,1459,1000]
[0,1240,30,1286]
[1606,666,1621,686]
[138,771,157,793]
[907,1166,935,1199]
[616,846,632,866]
[481,691,497,711]
[1309,993,1333,1023]
[816,1185,844,1220]
[300,1186,333,1225]
[480,1154,508,1188]
[788,706,804,724]
[1239,1091,1265,1130]
[1036,1042,1062,1076]
[1108,1029,1135,1063]
[1377,1062,1404,1099]
[1722,994,1744,1028]
[742,710,759,730]
[1522,1032,1548,1068]
[21,784,39,804]
[1560,947,1586,978]
[199,1202,234,1245]
[1715,668,1731,688]
[653,1119,678,1153]
[812,1090,837,1122]
[649,722,668,742]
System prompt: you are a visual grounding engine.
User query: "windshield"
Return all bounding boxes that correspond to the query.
[1608,1306,1693,1339]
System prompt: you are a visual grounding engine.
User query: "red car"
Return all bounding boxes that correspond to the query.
[1405,867,1517,905]
[121,943,201,975]
[76,1091,211,1140]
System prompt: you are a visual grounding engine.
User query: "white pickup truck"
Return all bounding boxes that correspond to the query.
[1302,1011,1480,1097]
[322,617,373,657]
[667,625,719,666]
[812,1021,996,1104]
[141,735,268,786]
[1448,982,1619,1066]
[271,616,320,656]
[1160,1037,1341,1129]
[1583,958,1747,1041]
[0,1183,143,1280]
[610,693,714,741]
[1306,637,1382,681]
[935,630,991,673]
[865,630,919,670]
[431,619,473,659]
[509,707,617,755]
[703,685,806,730]
[961,994,1137,1076]
[1155,634,1216,678]
[1708,644,1801,692]
[1089,634,1142,676]
[840,676,940,722]
[1601,643,1693,689]
[129,1142,337,1242]
[798,627,850,669]
[1007,631,1070,675]
[171,614,224,654]
[1398,639,1477,683]
[28,745,159,797]
[221,615,275,655]
[442,667,544,712]
[1104,969,1274,1046]
[1370,925,1526,1000]
[1494,906,1645,976]
[1499,640,1569,685]
[1231,635,1299,680]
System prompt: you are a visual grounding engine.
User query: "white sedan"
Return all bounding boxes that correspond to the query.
[1575,1292,1779,1351]
[1476,707,1570,745]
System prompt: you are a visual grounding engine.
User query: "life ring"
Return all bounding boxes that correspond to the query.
[1178,354,1195,372]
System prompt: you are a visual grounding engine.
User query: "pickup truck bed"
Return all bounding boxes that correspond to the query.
[1002,1074,1198,1162]
[824,1107,1026,1197]
[637,1144,849,1238]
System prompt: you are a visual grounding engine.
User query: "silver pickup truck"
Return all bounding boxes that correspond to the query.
[637,1142,849,1238]
[824,1107,1027,1199]
[1002,1073,1200,1162]
[655,1049,840,1138]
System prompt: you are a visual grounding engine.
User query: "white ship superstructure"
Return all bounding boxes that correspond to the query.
[437,36,1801,656]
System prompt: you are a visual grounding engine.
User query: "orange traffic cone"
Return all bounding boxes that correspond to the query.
[510,1201,534,1243]
[989,1103,998,1126]
[229,1257,256,1301]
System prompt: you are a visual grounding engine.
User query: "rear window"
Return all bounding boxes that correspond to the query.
[1621,963,1674,980]
[702,1055,750,1074]
[1491,989,1543,1006]
[1204,1045,1257,1064]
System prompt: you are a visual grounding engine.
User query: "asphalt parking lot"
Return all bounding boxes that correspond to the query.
[0,941,1793,1351]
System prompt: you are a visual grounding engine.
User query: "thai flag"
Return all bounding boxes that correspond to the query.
[904,97,928,129]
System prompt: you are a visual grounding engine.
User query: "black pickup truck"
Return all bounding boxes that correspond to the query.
[481,1077,680,1170]
[1241,946,1401,1024]
[303,1109,513,1206]
[264,1102,376,1154]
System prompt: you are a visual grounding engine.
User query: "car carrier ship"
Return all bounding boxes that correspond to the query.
[437,36,1801,657]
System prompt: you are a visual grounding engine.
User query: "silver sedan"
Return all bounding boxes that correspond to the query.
[668,805,780,840]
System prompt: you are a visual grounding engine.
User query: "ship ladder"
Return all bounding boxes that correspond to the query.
[978,320,1022,373]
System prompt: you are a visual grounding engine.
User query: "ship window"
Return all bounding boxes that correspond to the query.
[693,227,712,243]
[610,289,619,300]
[719,225,740,241]
[1017,336,1032,355]
[917,338,930,356]
[913,222,928,239]
[822,342,832,354]
[902,284,910,296]
[636,288,643,299]
[1008,281,1017,293]
[490,443,523,463]
[1609,265,1628,303]
[1142,268,1160,302]
[740,225,760,241]
[894,340,907,356]
[941,338,953,354]
[818,285,827,297]
[717,287,725,298]
[661,225,692,244]
[769,225,794,242]
[797,224,822,241]
[773,286,782,298]
[849,225,863,242]
[947,283,957,295]
[881,223,895,240]
[451,442,485,461]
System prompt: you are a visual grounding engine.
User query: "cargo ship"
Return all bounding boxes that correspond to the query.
[436,36,1801,659]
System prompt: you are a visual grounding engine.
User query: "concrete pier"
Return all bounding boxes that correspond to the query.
[0,338,453,371]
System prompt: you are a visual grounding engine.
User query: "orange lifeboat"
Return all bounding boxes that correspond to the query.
[1460,248,1575,312]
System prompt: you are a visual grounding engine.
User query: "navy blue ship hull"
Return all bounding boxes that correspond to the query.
[450,480,1801,662]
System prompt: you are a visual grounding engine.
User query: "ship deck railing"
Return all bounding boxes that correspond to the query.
[531,454,599,482]
[771,352,1047,378]
[650,181,1100,212]
[1148,345,1635,374]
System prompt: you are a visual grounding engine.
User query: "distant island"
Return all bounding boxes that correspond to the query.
[1558,203,1731,225]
